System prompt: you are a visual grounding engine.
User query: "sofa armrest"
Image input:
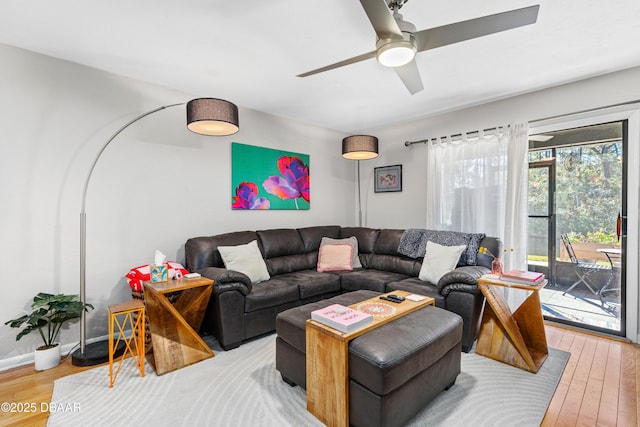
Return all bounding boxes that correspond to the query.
[437,265,489,296]
[196,267,253,295]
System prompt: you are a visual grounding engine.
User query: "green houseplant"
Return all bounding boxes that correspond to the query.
[5,293,93,370]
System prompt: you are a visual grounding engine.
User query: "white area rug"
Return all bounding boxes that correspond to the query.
[48,334,569,427]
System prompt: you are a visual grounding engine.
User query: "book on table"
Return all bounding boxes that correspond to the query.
[500,270,545,285]
[311,304,373,333]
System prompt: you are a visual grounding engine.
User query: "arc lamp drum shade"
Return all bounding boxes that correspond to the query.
[342,135,379,160]
[187,98,239,136]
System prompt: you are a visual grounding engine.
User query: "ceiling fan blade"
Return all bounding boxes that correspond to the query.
[297,51,377,77]
[360,0,403,39]
[414,5,540,52]
[394,60,424,94]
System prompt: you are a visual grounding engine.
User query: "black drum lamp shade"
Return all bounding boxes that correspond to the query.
[342,135,379,160]
[187,98,239,136]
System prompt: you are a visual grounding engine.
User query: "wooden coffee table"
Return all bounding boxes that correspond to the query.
[306,290,435,427]
[476,275,548,373]
[143,277,214,375]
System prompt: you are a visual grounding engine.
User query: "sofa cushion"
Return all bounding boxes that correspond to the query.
[217,240,270,284]
[245,279,300,312]
[298,226,342,252]
[341,269,410,293]
[185,230,259,270]
[258,229,314,274]
[320,236,363,269]
[276,270,342,299]
[317,244,353,272]
[341,227,379,267]
[419,241,466,285]
[367,229,419,276]
[258,229,305,258]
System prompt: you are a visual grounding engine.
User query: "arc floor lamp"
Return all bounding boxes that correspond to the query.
[72,98,239,366]
[342,135,379,226]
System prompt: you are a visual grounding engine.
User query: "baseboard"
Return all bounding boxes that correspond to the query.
[0,334,111,372]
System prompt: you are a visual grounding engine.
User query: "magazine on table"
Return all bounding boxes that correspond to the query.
[500,270,545,285]
[311,304,373,333]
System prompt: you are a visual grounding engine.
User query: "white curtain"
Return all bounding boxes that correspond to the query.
[426,123,529,271]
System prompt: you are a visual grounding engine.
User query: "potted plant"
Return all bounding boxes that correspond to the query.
[5,293,94,370]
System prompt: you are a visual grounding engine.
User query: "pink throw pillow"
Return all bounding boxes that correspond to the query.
[317,244,353,272]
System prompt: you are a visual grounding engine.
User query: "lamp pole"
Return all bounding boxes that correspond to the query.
[357,160,363,226]
[74,103,183,365]
[73,97,239,365]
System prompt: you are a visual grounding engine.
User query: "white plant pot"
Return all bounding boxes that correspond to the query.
[34,343,61,371]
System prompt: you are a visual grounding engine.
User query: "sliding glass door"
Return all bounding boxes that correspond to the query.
[528,121,626,336]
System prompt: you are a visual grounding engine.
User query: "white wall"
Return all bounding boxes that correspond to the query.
[360,66,640,342]
[0,43,354,364]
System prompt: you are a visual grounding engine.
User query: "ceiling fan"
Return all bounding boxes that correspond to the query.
[298,0,540,94]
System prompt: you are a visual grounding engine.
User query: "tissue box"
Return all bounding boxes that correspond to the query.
[150,264,168,283]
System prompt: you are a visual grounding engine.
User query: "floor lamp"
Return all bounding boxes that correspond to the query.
[72,98,239,366]
[342,135,379,226]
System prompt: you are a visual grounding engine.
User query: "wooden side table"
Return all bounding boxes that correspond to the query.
[143,277,214,375]
[306,290,435,427]
[476,275,548,373]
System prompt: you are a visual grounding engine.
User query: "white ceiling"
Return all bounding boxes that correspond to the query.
[2,0,640,133]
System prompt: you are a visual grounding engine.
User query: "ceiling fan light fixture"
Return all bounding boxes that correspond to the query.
[376,37,416,68]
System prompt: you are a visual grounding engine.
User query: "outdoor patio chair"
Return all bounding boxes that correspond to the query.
[560,234,612,301]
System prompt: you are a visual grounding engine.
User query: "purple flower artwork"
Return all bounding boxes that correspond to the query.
[232,182,270,210]
[231,143,310,210]
[263,156,310,209]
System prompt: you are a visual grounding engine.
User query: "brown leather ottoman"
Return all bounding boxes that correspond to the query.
[275,290,462,427]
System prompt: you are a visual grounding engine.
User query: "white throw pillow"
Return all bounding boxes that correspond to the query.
[419,241,467,285]
[317,244,353,272]
[320,236,362,268]
[217,240,270,284]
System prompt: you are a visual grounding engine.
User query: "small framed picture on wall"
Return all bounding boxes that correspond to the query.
[374,164,402,193]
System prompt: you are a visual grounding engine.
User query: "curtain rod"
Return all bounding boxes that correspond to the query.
[404,125,507,147]
[529,98,640,125]
[405,99,640,148]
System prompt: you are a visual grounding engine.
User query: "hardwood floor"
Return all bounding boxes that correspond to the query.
[541,325,639,426]
[0,325,638,426]
[0,352,98,426]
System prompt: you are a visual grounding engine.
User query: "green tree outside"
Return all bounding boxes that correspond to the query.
[528,141,622,258]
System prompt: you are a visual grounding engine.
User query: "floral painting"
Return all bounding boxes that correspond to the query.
[374,164,402,193]
[231,143,310,210]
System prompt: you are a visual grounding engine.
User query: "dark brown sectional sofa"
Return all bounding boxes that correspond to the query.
[184,225,501,352]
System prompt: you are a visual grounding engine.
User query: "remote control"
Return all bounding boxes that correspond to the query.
[380,296,402,304]
[184,272,201,279]
[387,294,405,302]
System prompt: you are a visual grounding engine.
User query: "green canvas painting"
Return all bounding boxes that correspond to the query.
[231,142,310,210]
